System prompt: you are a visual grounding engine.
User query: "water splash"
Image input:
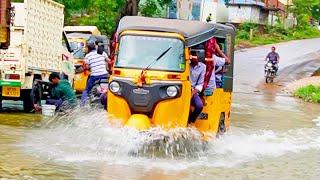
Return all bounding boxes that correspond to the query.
[18,108,320,170]
[313,116,320,127]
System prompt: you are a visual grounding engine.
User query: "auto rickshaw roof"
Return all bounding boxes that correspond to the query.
[117,16,235,47]
[66,33,92,39]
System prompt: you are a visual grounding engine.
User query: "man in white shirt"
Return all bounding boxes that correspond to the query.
[80,43,108,106]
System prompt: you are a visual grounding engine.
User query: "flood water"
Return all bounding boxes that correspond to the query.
[1,93,320,179]
[1,39,320,179]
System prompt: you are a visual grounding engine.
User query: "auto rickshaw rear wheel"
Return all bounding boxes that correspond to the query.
[218,112,226,136]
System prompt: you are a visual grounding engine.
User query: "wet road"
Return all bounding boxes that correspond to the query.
[1,38,320,179]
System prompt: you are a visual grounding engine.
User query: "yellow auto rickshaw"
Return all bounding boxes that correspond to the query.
[107,16,235,138]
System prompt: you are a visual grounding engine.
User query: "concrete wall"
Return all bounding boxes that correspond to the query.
[268,11,279,26]
[200,0,217,22]
[227,5,268,24]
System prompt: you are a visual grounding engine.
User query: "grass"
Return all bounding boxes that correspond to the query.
[236,22,320,49]
[294,85,320,103]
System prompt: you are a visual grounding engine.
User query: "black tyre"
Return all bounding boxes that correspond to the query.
[218,112,226,136]
[266,76,273,84]
[89,84,100,105]
[22,89,33,112]
[23,80,43,113]
[0,93,3,111]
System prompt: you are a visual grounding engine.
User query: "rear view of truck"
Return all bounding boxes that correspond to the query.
[0,0,74,112]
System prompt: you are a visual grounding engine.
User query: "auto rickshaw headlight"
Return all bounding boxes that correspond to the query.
[166,86,178,97]
[109,81,120,93]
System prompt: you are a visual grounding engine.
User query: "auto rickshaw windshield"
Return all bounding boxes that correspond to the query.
[116,35,185,72]
[70,41,85,59]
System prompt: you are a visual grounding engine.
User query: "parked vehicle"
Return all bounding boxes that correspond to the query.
[0,0,74,112]
[64,26,110,94]
[265,61,277,83]
[107,16,235,139]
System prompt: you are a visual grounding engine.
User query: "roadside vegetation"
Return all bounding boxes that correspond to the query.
[294,85,320,103]
[236,0,320,48]
[236,22,320,48]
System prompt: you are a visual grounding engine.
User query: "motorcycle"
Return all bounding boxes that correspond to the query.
[264,61,277,83]
[88,78,109,109]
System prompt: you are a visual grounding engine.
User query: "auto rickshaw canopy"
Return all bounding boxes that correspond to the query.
[116,16,235,47]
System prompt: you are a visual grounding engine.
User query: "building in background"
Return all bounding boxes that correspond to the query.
[167,0,294,27]
[168,0,201,20]
[264,0,286,26]
[222,0,268,25]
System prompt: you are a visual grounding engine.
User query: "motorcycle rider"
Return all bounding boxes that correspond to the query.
[265,46,280,74]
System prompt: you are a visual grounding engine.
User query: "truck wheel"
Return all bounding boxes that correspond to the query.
[217,112,226,136]
[22,80,43,113]
[0,94,3,111]
[22,90,33,113]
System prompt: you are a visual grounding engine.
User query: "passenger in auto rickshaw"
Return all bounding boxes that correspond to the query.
[203,38,230,93]
[189,46,206,124]
[188,38,230,122]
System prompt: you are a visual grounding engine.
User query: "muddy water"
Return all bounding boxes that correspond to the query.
[1,39,320,179]
[1,93,320,179]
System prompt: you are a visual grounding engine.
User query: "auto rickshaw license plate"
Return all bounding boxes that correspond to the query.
[2,86,20,97]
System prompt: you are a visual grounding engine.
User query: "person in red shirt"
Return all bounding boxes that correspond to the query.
[203,38,230,91]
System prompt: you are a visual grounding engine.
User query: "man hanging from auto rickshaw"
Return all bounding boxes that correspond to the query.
[80,43,109,106]
[203,38,230,94]
[189,49,206,123]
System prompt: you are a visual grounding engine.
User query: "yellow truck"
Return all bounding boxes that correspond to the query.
[0,0,74,112]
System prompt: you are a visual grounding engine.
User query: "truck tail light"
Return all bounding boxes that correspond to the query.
[5,74,20,80]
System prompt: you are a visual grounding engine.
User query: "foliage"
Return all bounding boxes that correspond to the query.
[311,3,320,20]
[51,0,169,36]
[236,20,320,48]
[290,0,320,29]
[236,22,258,40]
[139,0,170,17]
[294,85,320,103]
[86,0,125,36]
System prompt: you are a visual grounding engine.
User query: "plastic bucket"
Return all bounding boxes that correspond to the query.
[42,104,56,116]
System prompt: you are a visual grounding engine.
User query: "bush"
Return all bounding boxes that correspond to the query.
[236,21,320,48]
[236,29,250,40]
[294,85,320,103]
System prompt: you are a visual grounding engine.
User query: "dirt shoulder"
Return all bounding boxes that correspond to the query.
[284,76,320,93]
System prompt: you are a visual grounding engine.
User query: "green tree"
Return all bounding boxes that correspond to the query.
[139,0,170,17]
[291,0,320,28]
[311,4,320,21]
[54,0,170,36]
